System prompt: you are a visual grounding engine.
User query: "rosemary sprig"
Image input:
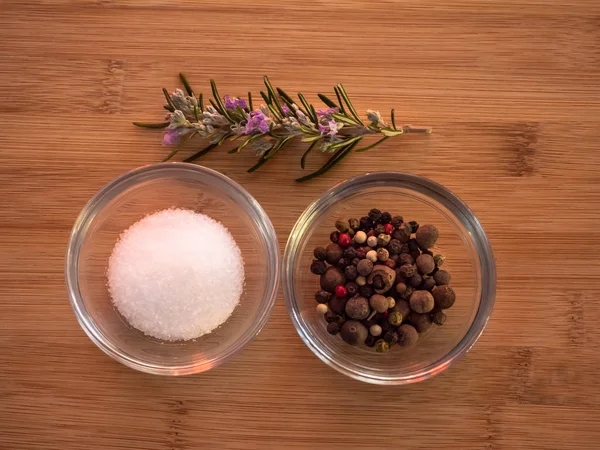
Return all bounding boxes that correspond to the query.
[135,74,431,181]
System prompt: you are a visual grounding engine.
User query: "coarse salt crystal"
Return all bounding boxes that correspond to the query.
[107,208,244,341]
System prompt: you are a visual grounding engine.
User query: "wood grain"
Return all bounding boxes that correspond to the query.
[1,0,600,448]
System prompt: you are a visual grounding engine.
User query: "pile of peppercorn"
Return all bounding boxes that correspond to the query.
[311,209,456,353]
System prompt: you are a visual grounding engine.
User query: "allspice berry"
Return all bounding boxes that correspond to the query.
[408,273,423,289]
[369,294,389,313]
[357,259,374,276]
[335,219,349,233]
[375,339,390,353]
[410,290,435,314]
[388,311,403,326]
[416,254,435,275]
[432,285,456,309]
[340,320,368,346]
[397,324,419,347]
[320,266,346,293]
[345,296,370,320]
[314,246,327,261]
[392,299,411,320]
[315,290,331,304]
[415,224,439,249]
[433,270,452,285]
[325,242,343,265]
[310,260,327,275]
[399,264,416,278]
[395,282,407,294]
[432,309,447,325]
[329,295,347,315]
[422,276,436,291]
[411,312,433,333]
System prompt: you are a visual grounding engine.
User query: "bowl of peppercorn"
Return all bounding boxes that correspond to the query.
[283,172,495,384]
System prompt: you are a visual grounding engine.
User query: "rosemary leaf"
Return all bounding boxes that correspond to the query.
[162,148,180,162]
[260,90,271,105]
[217,133,232,146]
[248,91,253,111]
[162,88,175,112]
[265,135,294,160]
[179,73,194,97]
[355,136,389,153]
[297,93,316,123]
[333,87,347,114]
[331,113,358,126]
[198,93,204,111]
[318,94,337,108]
[328,135,363,151]
[301,134,322,143]
[268,104,282,121]
[183,143,218,162]
[264,77,284,116]
[300,139,319,169]
[381,128,405,137]
[276,87,295,106]
[210,79,231,120]
[336,84,363,125]
[133,121,169,129]
[296,138,362,182]
[247,155,269,173]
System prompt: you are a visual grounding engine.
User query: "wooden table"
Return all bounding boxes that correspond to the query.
[2,1,600,448]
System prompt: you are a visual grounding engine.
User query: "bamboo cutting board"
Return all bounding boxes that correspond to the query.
[1,1,600,448]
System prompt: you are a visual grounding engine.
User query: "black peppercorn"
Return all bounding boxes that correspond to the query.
[422,249,433,256]
[399,285,414,300]
[349,218,360,230]
[324,310,340,323]
[422,276,436,291]
[310,259,327,275]
[372,275,385,290]
[325,242,343,265]
[392,223,412,243]
[400,243,410,254]
[410,290,435,313]
[415,224,439,249]
[345,281,359,296]
[399,264,416,278]
[416,254,435,275]
[433,270,451,285]
[408,273,423,289]
[432,285,456,309]
[340,320,368,346]
[351,257,361,266]
[315,290,332,304]
[344,265,358,281]
[380,212,392,224]
[314,246,327,261]
[359,216,372,231]
[330,230,340,243]
[355,248,367,260]
[384,259,396,270]
[359,285,373,298]
[364,335,377,347]
[410,312,433,333]
[410,251,421,261]
[320,266,346,293]
[384,331,399,346]
[432,309,447,325]
[368,208,382,223]
[391,215,404,228]
[407,239,420,253]
[336,260,348,271]
[343,247,357,260]
[335,219,349,233]
[399,253,414,266]
[327,321,341,335]
[388,239,402,254]
[329,296,348,315]
[397,324,419,347]
[408,220,420,234]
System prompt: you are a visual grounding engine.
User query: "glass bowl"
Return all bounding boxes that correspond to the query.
[283,172,495,384]
[65,163,280,375]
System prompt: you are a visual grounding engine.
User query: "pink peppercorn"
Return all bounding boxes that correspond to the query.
[335,285,348,297]
[338,233,351,247]
[384,223,394,235]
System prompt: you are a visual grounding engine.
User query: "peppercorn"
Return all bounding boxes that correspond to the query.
[422,276,436,291]
[357,259,373,276]
[366,229,375,238]
[391,215,404,228]
[366,250,378,262]
[407,239,420,253]
[367,236,378,248]
[344,265,358,281]
[409,273,423,289]
[325,243,343,265]
[310,259,327,275]
[392,223,412,243]
[384,330,398,346]
[336,259,348,271]
[352,257,360,266]
[411,312,433,333]
[371,275,384,290]
[410,290,435,314]
[329,296,347,315]
[416,254,435,275]
[380,212,392,224]
[320,266,346,293]
[359,285,373,298]
[359,216,372,230]
[344,256,355,267]
[392,299,411,320]
[339,233,351,247]
[433,270,451,285]
[384,223,394,235]
[364,335,377,347]
[387,297,395,308]
[347,228,355,238]
[415,224,439,249]
[370,294,389,313]
[397,324,419,347]
[342,246,356,260]
[400,243,410,254]
[377,233,391,247]
[335,285,348,298]
[399,253,414,266]
[313,246,327,261]
[316,303,328,315]
[384,259,396,270]
[375,339,390,353]
[335,219,349,233]
[386,239,401,255]
[395,282,407,294]
[388,311,403,326]
[432,309,447,325]
[355,275,367,286]
[345,281,359,296]
[330,230,340,243]
[324,310,339,323]
[374,223,386,235]
[345,295,370,320]
[355,249,366,260]
[408,220,420,234]
[399,264,416,278]
[433,254,446,267]
[327,321,341,335]
[376,247,389,262]
[368,208,382,223]
[432,285,456,309]
[369,324,382,336]
[410,251,421,261]
[349,218,360,230]
[354,230,367,245]
[315,290,332,304]
[340,320,368,345]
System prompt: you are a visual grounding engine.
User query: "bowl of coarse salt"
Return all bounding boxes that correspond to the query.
[65,163,280,375]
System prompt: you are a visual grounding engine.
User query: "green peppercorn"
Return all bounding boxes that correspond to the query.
[415,224,439,249]
[410,290,435,314]
[369,294,389,313]
[433,254,445,267]
[320,266,346,293]
[376,233,390,248]
[349,218,360,230]
[340,320,368,346]
[397,324,419,347]
[310,260,327,275]
[327,321,341,335]
[345,296,370,320]
[335,219,349,233]
[432,309,447,325]
[416,254,435,275]
[388,311,403,326]
[375,339,390,353]
[355,275,367,286]
[315,290,332,304]
[432,285,456,309]
[433,270,451,285]
[357,259,373,276]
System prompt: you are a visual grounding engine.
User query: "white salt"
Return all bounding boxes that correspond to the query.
[107,208,244,341]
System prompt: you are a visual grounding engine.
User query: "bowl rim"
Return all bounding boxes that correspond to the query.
[65,162,280,375]
[282,172,496,385]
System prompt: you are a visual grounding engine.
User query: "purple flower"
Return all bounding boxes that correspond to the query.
[319,119,341,138]
[282,104,292,116]
[162,129,181,145]
[244,110,271,135]
[316,107,339,117]
[224,95,248,110]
